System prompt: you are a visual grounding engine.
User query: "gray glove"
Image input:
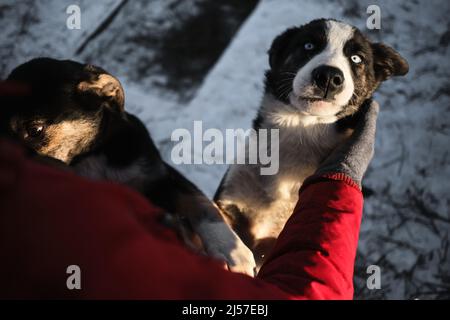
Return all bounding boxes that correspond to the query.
[315,99,379,187]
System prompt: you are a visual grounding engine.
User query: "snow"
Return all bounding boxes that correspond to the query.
[1,0,449,299]
[0,0,121,73]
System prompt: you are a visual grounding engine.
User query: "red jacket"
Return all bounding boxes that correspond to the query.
[0,139,363,299]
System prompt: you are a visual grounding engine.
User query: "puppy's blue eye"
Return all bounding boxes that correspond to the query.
[351,55,362,64]
[304,43,314,50]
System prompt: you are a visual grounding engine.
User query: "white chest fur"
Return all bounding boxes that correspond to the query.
[219,95,348,242]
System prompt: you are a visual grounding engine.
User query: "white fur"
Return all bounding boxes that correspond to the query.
[261,94,338,127]
[197,221,256,275]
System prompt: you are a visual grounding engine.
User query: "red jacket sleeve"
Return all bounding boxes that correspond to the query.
[258,174,363,299]
[0,140,362,299]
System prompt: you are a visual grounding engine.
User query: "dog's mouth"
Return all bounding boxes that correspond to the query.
[298,95,334,103]
[288,92,342,118]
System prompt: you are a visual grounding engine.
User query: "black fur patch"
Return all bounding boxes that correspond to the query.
[265,19,328,104]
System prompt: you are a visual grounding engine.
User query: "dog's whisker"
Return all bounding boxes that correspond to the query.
[276,81,292,89]
[278,77,295,83]
[280,72,297,76]
[276,84,293,95]
[279,86,293,99]
[276,79,293,88]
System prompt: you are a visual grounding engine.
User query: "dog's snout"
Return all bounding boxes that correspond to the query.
[312,66,344,99]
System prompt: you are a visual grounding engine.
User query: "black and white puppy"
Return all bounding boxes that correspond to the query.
[215,19,409,267]
[1,58,255,275]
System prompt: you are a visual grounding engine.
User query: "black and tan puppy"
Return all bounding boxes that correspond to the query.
[0,58,255,275]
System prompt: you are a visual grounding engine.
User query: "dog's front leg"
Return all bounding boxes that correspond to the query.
[156,165,256,276]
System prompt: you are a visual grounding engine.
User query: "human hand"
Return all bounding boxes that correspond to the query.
[315,99,380,187]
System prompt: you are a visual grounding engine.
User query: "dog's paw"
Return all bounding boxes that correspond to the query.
[197,222,256,277]
[222,236,257,276]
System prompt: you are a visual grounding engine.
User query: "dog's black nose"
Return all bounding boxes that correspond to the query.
[312,66,344,99]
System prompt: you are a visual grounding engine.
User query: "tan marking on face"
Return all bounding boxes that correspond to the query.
[38,118,100,163]
[77,74,124,110]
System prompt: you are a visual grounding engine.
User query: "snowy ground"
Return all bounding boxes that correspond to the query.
[1,0,449,299]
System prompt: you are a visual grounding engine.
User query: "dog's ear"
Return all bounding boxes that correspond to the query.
[76,65,125,112]
[371,43,409,81]
[269,27,299,69]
